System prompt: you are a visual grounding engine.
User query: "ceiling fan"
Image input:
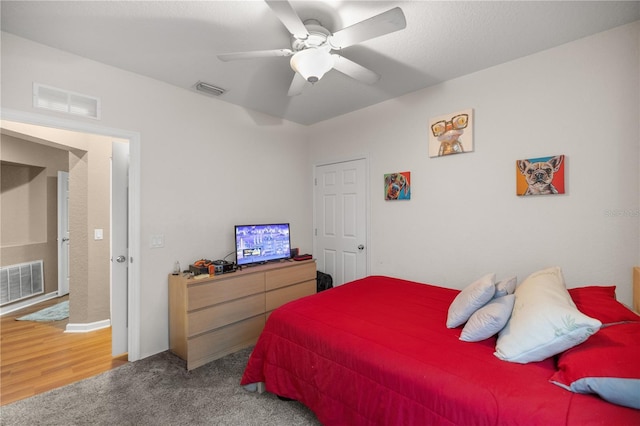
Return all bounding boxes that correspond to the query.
[218,0,407,96]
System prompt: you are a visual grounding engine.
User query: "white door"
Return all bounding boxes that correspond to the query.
[314,159,368,286]
[111,141,129,356]
[57,171,70,296]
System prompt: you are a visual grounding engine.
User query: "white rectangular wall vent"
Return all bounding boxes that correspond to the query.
[33,83,101,119]
[0,260,45,306]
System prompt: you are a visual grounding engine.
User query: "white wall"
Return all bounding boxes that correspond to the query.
[309,22,640,306]
[1,32,313,358]
[2,21,638,360]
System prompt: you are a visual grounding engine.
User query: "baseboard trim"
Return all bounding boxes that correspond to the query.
[65,319,111,333]
[0,291,60,316]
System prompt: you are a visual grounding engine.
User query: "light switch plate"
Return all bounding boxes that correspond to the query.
[150,234,165,248]
[94,229,103,240]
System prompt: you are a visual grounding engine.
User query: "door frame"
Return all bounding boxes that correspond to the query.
[57,170,70,296]
[313,155,371,283]
[2,108,141,362]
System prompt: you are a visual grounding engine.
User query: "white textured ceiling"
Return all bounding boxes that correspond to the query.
[2,1,639,125]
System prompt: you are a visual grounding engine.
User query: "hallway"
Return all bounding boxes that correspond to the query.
[0,296,127,406]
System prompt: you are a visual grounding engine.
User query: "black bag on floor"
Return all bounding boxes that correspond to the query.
[316,271,333,292]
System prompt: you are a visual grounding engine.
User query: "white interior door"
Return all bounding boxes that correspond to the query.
[57,171,70,296]
[314,159,368,286]
[111,140,129,356]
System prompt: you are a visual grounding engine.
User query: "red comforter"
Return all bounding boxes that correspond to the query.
[241,276,639,425]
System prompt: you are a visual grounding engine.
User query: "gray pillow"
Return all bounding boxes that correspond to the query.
[494,276,516,297]
[460,294,515,342]
[446,273,496,328]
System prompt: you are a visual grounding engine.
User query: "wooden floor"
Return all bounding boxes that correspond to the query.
[0,296,128,406]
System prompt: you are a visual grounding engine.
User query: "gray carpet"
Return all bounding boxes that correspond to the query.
[0,347,321,426]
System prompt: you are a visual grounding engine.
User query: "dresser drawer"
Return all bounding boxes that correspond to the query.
[188,293,265,336]
[188,315,265,370]
[266,279,316,312]
[187,274,264,311]
[266,261,316,291]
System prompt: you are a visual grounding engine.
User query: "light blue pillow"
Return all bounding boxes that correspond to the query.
[446,273,496,328]
[559,377,640,409]
[460,294,515,342]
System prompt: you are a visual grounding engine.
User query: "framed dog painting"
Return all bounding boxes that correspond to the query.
[428,108,474,157]
[516,155,565,196]
[384,172,411,200]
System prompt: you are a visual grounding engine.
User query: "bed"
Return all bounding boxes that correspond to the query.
[241,271,640,425]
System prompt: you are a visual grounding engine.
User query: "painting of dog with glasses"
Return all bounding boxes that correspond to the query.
[429,108,474,157]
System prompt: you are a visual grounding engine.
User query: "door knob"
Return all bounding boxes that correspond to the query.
[115,255,127,263]
[358,245,365,251]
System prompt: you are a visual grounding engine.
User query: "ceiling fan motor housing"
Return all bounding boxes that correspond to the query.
[291,22,331,51]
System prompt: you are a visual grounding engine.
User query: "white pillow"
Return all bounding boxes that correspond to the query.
[460,294,515,342]
[446,273,496,328]
[494,276,516,297]
[494,267,601,364]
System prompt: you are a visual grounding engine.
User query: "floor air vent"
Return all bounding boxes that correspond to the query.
[0,261,44,306]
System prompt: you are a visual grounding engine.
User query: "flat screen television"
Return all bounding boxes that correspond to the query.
[235,223,291,266]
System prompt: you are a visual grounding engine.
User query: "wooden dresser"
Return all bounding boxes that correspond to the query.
[169,259,316,370]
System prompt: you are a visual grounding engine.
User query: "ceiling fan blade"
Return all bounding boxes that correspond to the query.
[328,7,406,49]
[265,0,309,39]
[217,49,293,62]
[287,72,308,96]
[332,55,380,85]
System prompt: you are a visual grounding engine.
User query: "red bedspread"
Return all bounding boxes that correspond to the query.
[241,276,640,425]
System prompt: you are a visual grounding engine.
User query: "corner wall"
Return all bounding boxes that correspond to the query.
[1,32,311,358]
[309,22,640,306]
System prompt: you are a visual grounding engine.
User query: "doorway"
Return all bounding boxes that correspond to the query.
[313,158,369,286]
[1,108,141,362]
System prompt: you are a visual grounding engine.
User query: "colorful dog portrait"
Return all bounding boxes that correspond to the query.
[428,108,474,157]
[384,172,411,200]
[516,155,565,196]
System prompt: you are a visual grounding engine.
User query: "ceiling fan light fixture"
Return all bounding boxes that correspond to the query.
[290,48,334,83]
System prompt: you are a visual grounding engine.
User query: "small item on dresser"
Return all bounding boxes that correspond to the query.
[172,261,181,276]
[293,254,312,261]
[189,259,212,275]
[193,274,210,280]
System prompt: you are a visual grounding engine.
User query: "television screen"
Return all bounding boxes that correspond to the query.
[235,223,291,266]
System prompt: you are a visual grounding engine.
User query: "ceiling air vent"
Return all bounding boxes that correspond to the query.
[195,81,226,96]
[33,83,101,119]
